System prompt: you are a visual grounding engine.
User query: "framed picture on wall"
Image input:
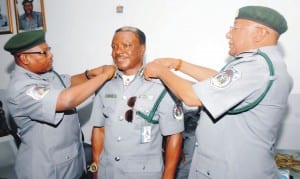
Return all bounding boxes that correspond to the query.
[0,0,13,34]
[14,0,46,33]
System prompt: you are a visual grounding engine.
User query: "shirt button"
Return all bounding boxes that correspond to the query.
[195,142,199,147]
[115,156,120,161]
[117,136,122,142]
[119,116,124,121]
[123,96,127,100]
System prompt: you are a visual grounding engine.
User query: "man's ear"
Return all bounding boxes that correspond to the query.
[254,27,269,42]
[18,54,30,65]
[140,44,146,56]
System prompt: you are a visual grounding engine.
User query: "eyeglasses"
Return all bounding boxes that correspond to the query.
[229,25,260,31]
[125,96,137,122]
[20,47,51,56]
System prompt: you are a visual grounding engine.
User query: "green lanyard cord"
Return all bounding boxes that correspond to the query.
[52,70,77,113]
[136,89,167,124]
[227,50,275,114]
[52,70,67,88]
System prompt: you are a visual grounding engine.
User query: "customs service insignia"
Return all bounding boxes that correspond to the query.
[211,67,241,88]
[26,85,49,100]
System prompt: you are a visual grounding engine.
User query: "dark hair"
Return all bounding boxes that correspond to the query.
[22,0,33,5]
[115,26,146,45]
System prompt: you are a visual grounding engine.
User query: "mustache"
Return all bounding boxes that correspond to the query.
[114,54,129,59]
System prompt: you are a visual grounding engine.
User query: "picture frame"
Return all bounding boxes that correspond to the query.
[0,0,13,34]
[14,0,46,33]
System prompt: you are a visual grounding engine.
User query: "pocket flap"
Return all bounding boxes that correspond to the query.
[121,155,163,173]
[52,142,80,164]
[193,153,228,178]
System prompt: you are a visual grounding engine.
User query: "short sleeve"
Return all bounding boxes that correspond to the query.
[158,91,184,136]
[12,84,64,125]
[89,93,105,127]
[193,57,270,119]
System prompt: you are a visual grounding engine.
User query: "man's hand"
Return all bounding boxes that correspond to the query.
[144,58,182,80]
[89,65,116,80]
[143,61,163,80]
[152,58,181,69]
[99,65,116,80]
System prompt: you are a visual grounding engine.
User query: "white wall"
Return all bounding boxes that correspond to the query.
[0,0,299,93]
[276,93,300,150]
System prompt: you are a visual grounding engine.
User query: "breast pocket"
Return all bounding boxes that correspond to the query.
[102,106,115,120]
[51,142,83,178]
[135,96,154,115]
[134,97,161,125]
[101,97,118,124]
[121,155,163,178]
[192,152,228,179]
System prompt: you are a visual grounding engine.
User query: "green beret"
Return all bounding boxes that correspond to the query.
[4,30,45,54]
[236,6,287,34]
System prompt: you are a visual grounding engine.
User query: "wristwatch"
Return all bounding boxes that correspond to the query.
[88,162,98,173]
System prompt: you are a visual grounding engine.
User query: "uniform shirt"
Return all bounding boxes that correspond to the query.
[0,14,8,27]
[19,11,43,31]
[188,46,293,179]
[176,109,200,179]
[90,68,184,179]
[6,66,85,179]
[0,14,9,32]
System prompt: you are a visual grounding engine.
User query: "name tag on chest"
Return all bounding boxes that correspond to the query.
[141,126,152,143]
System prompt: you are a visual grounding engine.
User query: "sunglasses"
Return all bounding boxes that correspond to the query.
[125,96,137,122]
[124,89,168,124]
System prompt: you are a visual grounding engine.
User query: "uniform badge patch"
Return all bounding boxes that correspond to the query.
[211,67,241,88]
[141,126,152,143]
[26,86,49,100]
[173,103,184,120]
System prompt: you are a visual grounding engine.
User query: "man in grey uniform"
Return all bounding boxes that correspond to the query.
[175,108,200,179]
[0,5,8,28]
[3,30,116,179]
[90,26,184,179]
[19,0,43,31]
[144,6,293,179]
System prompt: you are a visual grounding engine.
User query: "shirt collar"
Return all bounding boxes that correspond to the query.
[115,66,145,79]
